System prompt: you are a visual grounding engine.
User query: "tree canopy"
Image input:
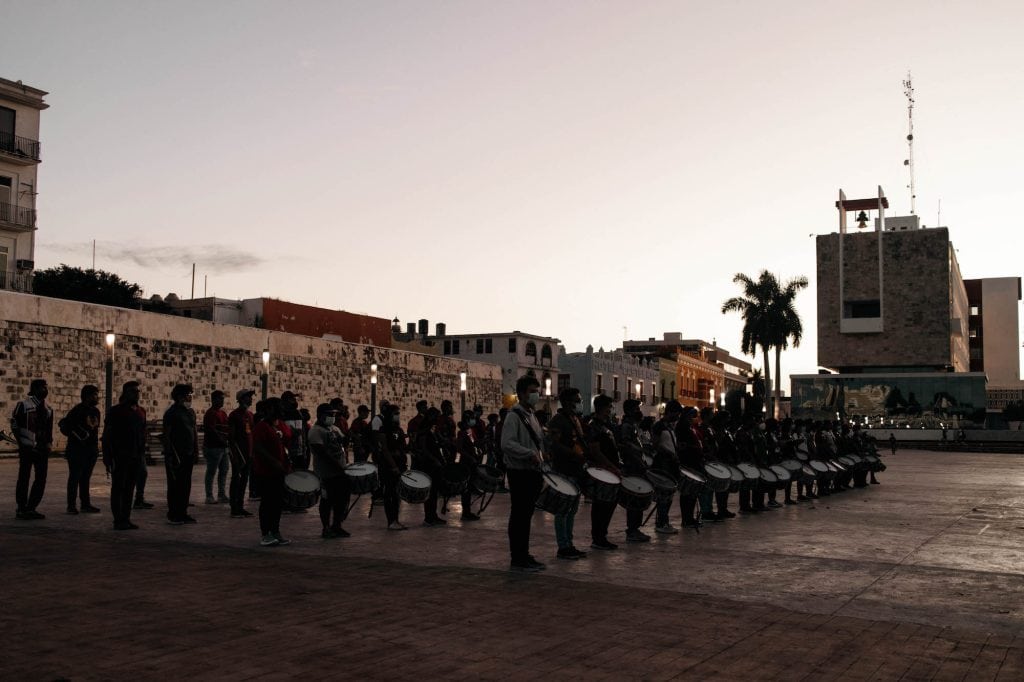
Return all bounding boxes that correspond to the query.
[32,265,143,309]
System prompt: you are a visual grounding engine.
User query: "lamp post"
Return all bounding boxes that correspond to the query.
[544,377,552,397]
[709,388,715,409]
[260,349,270,400]
[460,371,467,415]
[370,363,378,418]
[104,332,116,413]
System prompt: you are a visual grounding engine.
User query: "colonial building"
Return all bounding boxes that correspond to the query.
[559,345,659,416]
[623,333,750,408]
[0,77,47,292]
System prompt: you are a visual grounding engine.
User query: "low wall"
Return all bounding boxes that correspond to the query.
[0,291,502,451]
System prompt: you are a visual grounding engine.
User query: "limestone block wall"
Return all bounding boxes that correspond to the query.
[0,291,502,450]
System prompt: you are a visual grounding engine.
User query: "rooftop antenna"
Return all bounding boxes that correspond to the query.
[902,71,916,215]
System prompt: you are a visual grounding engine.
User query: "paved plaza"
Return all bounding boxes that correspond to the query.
[3,449,1024,680]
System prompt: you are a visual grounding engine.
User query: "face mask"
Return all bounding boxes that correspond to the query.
[391,414,400,424]
[467,419,476,427]
[758,423,766,431]
[572,402,583,414]
[526,392,540,407]
[323,417,335,426]
[184,401,193,410]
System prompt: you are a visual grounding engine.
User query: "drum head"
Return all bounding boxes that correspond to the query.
[679,466,707,483]
[645,471,676,490]
[726,465,745,482]
[704,462,731,479]
[345,462,377,477]
[286,470,320,492]
[544,472,580,496]
[809,460,829,473]
[758,467,778,483]
[737,462,760,479]
[801,464,816,477]
[769,465,790,481]
[621,476,654,495]
[587,467,622,485]
[402,470,432,489]
[780,459,802,473]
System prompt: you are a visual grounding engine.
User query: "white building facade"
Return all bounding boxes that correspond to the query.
[432,330,560,404]
[560,345,660,416]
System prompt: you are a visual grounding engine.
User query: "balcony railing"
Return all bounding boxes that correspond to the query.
[0,201,36,228]
[0,269,33,292]
[0,131,41,161]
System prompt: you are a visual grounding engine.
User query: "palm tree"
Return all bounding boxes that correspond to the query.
[722,271,779,417]
[767,276,809,417]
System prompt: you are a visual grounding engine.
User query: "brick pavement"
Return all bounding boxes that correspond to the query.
[3,450,1024,680]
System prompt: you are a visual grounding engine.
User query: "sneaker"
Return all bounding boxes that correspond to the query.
[260,533,280,547]
[15,510,28,520]
[557,547,581,560]
[423,517,448,527]
[182,515,198,524]
[67,507,79,515]
[591,540,618,551]
[322,528,336,539]
[682,519,703,528]
[230,510,253,518]
[526,555,547,570]
[718,510,737,519]
[27,510,45,520]
[702,512,719,522]
[114,522,139,530]
[768,500,783,508]
[387,522,408,531]
[871,479,881,485]
[218,495,230,504]
[655,524,678,534]
[272,532,291,546]
[81,505,102,513]
[331,526,351,538]
[784,499,797,505]
[626,530,651,543]
[569,547,588,559]
[133,500,155,509]
[167,518,184,526]
[509,560,542,572]
[205,496,218,505]
[461,512,481,521]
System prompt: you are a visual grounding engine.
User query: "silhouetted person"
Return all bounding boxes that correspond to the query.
[163,384,198,525]
[60,384,102,514]
[12,378,53,520]
[103,381,147,530]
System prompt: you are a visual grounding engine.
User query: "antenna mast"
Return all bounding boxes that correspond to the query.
[902,72,916,215]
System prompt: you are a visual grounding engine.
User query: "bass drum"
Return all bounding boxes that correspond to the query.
[644,469,677,504]
[536,471,580,515]
[726,465,745,493]
[398,470,432,504]
[769,464,791,490]
[583,466,622,504]
[702,462,733,493]
[677,466,707,496]
[618,476,655,511]
[736,462,760,490]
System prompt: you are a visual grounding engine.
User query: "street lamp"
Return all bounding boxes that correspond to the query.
[104,332,116,413]
[460,371,468,415]
[635,382,642,402]
[370,363,378,418]
[709,388,715,409]
[544,377,552,397]
[260,349,270,400]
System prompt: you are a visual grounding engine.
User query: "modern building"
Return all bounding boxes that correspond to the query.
[965,277,1024,413]
[623,332,751,407]
[430,329,560,404]
[0,77,47,292]
[559,345,660,416]
[792,188,986,425]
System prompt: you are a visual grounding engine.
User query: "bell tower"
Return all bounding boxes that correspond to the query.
[836,187,889,334]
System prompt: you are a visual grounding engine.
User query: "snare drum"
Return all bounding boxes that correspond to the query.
[799,464,817,484]
[702,462,733,493]
[757,467,778,491]
[809,460,830,481]
[780,458,803,480]
[398,470,432,504]
[830,459,848,474]
[726,465,745,493]
[583,466,622,504]
[472,464,504,493]
[837,456,855,470]
[795,442,810,462]
[769,464,791,489]
[618,476,655,511]
[677,466,707,496]
[644,469,677,504]
[536,471,580,515]
[847,454,865,471]
[284,470,322,509]
[736,462,760,490]
[344,462,379,495]
[438,463,471,497]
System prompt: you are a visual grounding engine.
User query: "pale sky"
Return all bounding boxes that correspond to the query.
[4,1,1023,389]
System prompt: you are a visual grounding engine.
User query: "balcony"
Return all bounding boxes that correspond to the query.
[0,201,36,229]
[0,131,41,163]
[0,269,33,292]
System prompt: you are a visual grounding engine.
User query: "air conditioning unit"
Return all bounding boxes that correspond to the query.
[16,259,34,270]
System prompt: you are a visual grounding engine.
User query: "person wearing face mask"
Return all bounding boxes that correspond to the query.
[407,400,429,439]
[60,384,102,515]
[548,388,603,557]
[103,381,148,530]
[455,410,482,521]
[374,403,408,531]
[413,407,448,526]
[676,407,705,528]
[617,399,651,542]
[500,376,548,572]
[163,383,199,525]
[653,400,683,533]
[252,397,292,546]
[12,378,53,520]
[584,394,626,549]
[309,404,352,539]
[437,400,458,464]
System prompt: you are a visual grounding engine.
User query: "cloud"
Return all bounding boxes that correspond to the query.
[40,241,265,274]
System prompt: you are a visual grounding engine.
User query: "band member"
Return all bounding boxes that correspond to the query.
[407,400,429,438]
[374,403,408,531]
[547,389,586,558]
[349,405,372,463]
[252,398,292,546]
[763,418,783,508]
[163,384,199,525]
[437,400,458,464]
[281,391,308,471]
[780,419,798,505]
[697,406,718,521]
[203,390,230,504]
[500,375,546,572]
[413,407,448,526]
[653,400,683,533]
[711,411,737,519]
[676,407,704,527]
[102,381,147,530]
[456,410,481,522]
[12,378,53,520]
[584,394,625,548]
[309,404,352,539]
[132,395,154,511]
[617,399,651,542]
[329,398,350,439]
[228,389,256,518]
[60,384,102,514]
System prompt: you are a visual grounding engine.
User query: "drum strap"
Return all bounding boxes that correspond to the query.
[513,409,543,451]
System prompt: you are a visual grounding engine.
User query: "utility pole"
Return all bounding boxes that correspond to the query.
[903,72,917,215]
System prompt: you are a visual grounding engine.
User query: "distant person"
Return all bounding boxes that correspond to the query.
[281,391,308,471]
[163,384,199,525]
[309,403,351,539]
[889,432,897,456]
[349,404,371,463]
[228,389,256,518]
[456,410,481,522]
[103,381,147,530]
[500,375,547,572]
[11,378,53,520]
[203,390,230,504]
[374,403,408,531]
[132,396,154,511]
[252,397,292,546]
[60,384,102,514]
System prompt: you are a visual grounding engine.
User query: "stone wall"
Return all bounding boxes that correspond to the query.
[0,291,502,450]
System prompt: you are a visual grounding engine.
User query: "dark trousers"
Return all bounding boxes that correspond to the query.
[739,488,752,510]
[319,475,351,530]
[229,458,250,513]
[507,469,541,562]
[16,447,49,512]
[680,494,698,523]
[135,458,149,503]
[418,457,443,521]
[626,507,642,532]
[380,468,401,524]
[591,499,616,542]
[165,458,195,521]
[66,448,98,508]
[110,458,140,524]
[715,491,730,514]
[256,474,284,535]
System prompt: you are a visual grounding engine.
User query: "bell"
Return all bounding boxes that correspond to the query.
[856,210,869,229]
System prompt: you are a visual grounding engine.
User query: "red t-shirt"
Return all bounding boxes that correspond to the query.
[252,420,289,477]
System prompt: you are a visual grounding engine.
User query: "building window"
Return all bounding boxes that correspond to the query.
[613,376,619,394]
[651,382,656,402]
[452,339,461,354]
[596,374,603,392]
[660,380,666,402]
[485,338,492,353]
[541,344,552,365]
[476,338,484,354]
[525,341,537,358]
[508,337,517,353]
[557,374,570,393]
[969,329,978,339]
[970,305,980,316]
[843,300,881,318]
[444,340,451,355]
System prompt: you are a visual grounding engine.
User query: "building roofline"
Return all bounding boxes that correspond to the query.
[791,372,988,379]
[426,332,561,343]
[0,77,49,108]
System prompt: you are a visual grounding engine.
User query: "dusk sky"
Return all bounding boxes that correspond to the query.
[4,1,1022,388]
